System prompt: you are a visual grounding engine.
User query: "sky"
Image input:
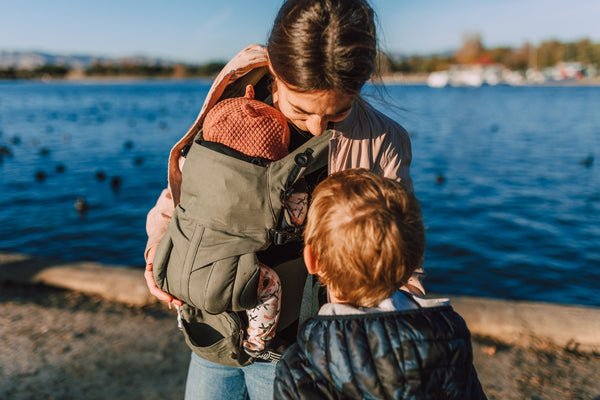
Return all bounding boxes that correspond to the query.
[1,0,599,64]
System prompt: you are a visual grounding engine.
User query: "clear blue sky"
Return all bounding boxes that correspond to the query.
[1,0,599,63]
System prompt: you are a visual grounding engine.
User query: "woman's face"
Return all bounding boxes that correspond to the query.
[271,77,354,137]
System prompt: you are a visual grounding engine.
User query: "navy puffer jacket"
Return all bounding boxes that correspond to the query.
[274,306,487,400]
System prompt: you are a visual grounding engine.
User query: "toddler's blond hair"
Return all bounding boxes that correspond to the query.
[304,168,425,307]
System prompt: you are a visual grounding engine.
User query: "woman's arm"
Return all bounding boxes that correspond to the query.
[145,188,175,262]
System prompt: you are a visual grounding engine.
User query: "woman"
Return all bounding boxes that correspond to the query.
[144,0,424,398]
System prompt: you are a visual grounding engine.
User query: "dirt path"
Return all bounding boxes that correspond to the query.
[1,282,599,400]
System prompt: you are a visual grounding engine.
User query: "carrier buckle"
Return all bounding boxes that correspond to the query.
[269,228,303,246]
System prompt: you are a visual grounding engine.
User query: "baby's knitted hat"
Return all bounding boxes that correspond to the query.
[203,85,290,161]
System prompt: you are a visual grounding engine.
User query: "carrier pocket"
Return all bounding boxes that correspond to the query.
[188,252,260,313]
[152,233,173,291]
[159,205,206,304]
[179,304,253,368]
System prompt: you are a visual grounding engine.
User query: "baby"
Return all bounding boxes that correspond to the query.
[202,85,305,357]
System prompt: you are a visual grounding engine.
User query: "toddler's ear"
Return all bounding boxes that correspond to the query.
[244,84,255,100]
[303,245,319,275]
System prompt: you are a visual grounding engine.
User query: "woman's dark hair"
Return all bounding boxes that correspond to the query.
[267,0,377,97]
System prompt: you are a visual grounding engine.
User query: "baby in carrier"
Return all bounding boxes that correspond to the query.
[201,85,306,357]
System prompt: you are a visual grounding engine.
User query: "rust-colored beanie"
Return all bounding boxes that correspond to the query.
[203,85,290,161]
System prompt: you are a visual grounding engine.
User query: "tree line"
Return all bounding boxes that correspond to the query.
[2,37,599,80]
[0,61,227,80]
[379,36,600,75]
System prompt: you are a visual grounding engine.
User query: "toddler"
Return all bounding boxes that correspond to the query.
[274,169,487,399]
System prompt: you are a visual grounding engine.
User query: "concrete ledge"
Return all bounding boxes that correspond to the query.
[0,252,156,306]
[450,296,600,353]
[2,252,599,352]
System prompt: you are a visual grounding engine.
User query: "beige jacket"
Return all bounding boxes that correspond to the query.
[145,44,422,290]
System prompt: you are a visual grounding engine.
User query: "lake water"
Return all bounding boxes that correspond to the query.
[0,80,598,307]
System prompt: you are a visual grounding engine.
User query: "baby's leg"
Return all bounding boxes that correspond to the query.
[244,264,281,353]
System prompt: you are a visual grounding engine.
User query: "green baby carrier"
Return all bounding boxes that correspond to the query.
[152,129,331,366]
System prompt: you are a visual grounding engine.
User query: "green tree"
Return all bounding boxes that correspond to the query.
[537,40,566,68]
[34,64,70,78]
[0,67,18,79]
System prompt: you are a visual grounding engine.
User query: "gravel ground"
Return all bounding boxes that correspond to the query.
[1,282,599,400]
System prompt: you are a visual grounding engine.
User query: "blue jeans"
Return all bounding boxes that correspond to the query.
[184,352,277,400]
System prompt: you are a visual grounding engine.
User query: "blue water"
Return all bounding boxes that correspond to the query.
[0,80,598,307]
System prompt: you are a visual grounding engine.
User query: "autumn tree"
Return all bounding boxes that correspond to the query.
[488,47,513,65]
[506,43,533,70]
[454,33,484,64]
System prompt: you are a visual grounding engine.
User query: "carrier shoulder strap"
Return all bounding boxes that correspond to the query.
[267,130,331,246]
[298,274,320,327]
[267,129,332,214]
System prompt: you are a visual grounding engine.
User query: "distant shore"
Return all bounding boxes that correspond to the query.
[378,72,600,86]
[4,72,600,87]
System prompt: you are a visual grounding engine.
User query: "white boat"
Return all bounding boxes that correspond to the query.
[451,70,483,87]
[428,66,484,88]
[427,71,449,88]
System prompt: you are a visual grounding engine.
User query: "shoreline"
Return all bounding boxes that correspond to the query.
[1,251,600,399]
[3,72,600,87]
[2,251,599,353]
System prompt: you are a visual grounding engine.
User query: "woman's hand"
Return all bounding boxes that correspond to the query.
[144,245,183,307]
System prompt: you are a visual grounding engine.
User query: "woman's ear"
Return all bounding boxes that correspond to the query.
[303,245,319,275]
